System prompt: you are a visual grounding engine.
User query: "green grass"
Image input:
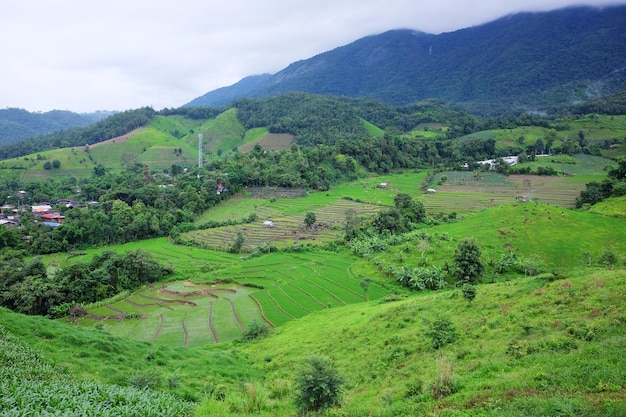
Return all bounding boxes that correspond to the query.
[411,203,626,269]
[361,118,385,136]
[458,115,626,154]
[150,115,204,139]
[239,267,626,416]
[588,194,626,217]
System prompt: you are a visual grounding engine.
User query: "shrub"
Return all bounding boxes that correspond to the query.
[425,317,459,349]
[130,370,162,389]
[461,284,477,303]
[295,356,344,414]
[242,321,269,341]
[599,250,617,268]
[242,382,268,413]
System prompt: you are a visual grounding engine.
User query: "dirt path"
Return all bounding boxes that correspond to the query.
[182,314,189,348]
[248,295,275,328]
[152,313,164,343]
[105,305,125,319]
[126,299,174,310]
[138,294,197,307]
[224,297,245,332]
[208,301,219,343]
[86,127,145,148]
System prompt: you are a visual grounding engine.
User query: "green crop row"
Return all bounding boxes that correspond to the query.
[0,325,193,416]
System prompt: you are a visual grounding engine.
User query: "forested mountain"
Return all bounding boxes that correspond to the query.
[0,108,112,145]
[187,5,626,114]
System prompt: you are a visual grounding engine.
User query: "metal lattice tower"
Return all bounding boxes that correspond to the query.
[198,133,203,168]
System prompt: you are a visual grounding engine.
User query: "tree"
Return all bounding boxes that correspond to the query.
[544,129,557,154]
[462,283,477,303]
[607,157,626,181]
[393,193,425,223]
[242,321,269,341]
[372,208,407,234]
[453,238,484,284]
[304,212,317,229]
[43,161,52,170]
[229,231,245,253]
[93,163,106,177]
[52,159,61,169]
[295,356,344,413]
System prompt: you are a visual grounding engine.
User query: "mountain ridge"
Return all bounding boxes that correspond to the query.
[0,108,113,145]
[186,5,626,114]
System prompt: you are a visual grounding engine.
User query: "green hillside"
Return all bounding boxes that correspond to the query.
[2,263,624,416]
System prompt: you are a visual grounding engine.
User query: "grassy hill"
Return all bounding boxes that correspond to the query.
[2,263,624,416]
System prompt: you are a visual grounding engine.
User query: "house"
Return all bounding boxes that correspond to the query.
[0,205,15,215]
[42,221,61,227]
[57,199,76,208]
[263,220,275,228]
[377,182,388,189]
[31,204,52,213]
[426,189,437,194]
[478,156,519,170]
[40,212,65,224]
[0,219,17,228]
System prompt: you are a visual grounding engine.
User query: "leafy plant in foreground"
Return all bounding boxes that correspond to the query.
[295,356,345,414]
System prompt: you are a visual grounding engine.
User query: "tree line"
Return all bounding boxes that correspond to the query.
[2,91,608,164]
[0,249,169,316]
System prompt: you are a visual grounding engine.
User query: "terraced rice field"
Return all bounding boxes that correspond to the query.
[77,251,391,346]
[184,199,385,251]
[423,172,591,215]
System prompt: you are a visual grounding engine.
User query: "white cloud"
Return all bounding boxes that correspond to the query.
[0,0,622,112]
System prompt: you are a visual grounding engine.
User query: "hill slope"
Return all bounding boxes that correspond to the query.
[187,5,626,114]
[0,108,112,145]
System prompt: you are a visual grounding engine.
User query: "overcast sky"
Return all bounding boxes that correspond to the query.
[1,0,623,113]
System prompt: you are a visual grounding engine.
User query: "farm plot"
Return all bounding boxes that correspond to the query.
[77,283,256,346]
[423,171,594,214]
[74,250,390,346]
[51,237,240,274]
[234,252,390,326]
[184,199,384,251]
